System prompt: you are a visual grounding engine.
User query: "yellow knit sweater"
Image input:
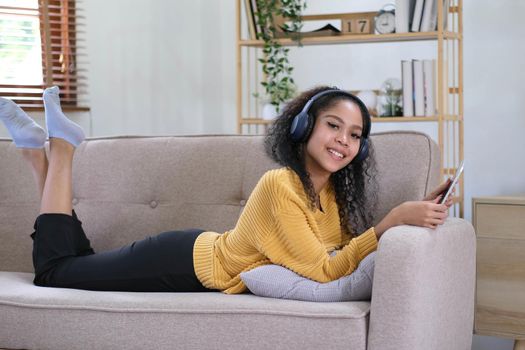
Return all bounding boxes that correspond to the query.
[193,168,378,294]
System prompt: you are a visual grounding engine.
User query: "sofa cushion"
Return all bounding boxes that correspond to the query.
[241,252,375,302]
[0,271,370,350]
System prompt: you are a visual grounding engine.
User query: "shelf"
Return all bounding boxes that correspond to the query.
[240,115,461,125]
[239,31,461,47]
[240,118,273,125]
[374,115,461,122]
[372,116,438,122]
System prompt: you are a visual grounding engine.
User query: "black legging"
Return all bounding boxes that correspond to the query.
[31,211,214,292]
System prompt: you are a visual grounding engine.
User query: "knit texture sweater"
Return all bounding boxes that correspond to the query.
[193,168,378,294]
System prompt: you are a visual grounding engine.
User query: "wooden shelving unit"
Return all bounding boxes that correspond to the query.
[236,0,464,216]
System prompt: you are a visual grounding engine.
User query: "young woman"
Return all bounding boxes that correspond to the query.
[0,86,452,295]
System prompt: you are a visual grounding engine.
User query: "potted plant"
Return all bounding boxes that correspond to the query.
[254,0,305,113]
[254,81,298,120]
[377,78,403,117]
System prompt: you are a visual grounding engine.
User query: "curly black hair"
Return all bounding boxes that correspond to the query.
[264,85,378,236]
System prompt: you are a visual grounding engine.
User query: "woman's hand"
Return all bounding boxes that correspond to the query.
[423,179,455,208]
[391,198,449,229]
[374,197,449,239]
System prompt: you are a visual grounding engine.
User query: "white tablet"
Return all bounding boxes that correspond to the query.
[439,160,464,204]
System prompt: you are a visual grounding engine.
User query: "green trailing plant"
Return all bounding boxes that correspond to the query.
[254,0,306,111]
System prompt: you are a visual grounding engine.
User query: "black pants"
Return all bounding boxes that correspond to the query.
[31,211,214,292]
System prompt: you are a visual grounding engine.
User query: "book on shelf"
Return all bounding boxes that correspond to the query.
[413,60,425,116]
[401,60,414,116]
[408,0,418,31]
[423,59,436,116]
[396,0,417,33]
[420,0,437,32]
[401,59,437,117]
[410,0,450,32]
[411,0,426,32]
[243,0,257,40]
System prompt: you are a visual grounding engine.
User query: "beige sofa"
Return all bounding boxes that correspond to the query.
[0,131,476,350]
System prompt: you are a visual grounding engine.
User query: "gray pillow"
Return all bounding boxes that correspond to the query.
[240,251,376,302]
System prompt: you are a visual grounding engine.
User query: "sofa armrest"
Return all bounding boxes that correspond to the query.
[367,218,476,350]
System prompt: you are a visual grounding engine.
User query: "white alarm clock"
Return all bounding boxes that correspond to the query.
[375,4,396,34]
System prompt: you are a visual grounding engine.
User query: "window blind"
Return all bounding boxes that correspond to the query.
[0,0,87,110]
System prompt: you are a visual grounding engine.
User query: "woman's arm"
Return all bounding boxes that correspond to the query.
[375,180,455,239]
[260,205,378,283]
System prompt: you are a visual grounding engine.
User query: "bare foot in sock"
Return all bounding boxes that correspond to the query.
[43,86,85,147]
[0,98,47,149]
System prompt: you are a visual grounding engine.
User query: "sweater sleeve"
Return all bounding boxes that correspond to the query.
[261,204,378,283]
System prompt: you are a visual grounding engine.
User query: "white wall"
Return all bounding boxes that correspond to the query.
[82,0,237,136]
[463,1,525,204]
[0,1,523,348]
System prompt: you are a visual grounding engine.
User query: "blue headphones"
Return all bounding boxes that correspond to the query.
[289,88,371,163]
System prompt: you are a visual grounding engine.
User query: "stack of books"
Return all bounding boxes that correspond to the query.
[402,59,437,117]
[395,0,450,33]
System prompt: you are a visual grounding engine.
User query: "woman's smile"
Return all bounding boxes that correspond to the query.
[327,147,346,160]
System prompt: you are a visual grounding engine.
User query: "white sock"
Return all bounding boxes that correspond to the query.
[0,97,47,149]
[43,86,85,147]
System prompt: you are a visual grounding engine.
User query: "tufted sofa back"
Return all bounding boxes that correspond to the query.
[0,131,439,272]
